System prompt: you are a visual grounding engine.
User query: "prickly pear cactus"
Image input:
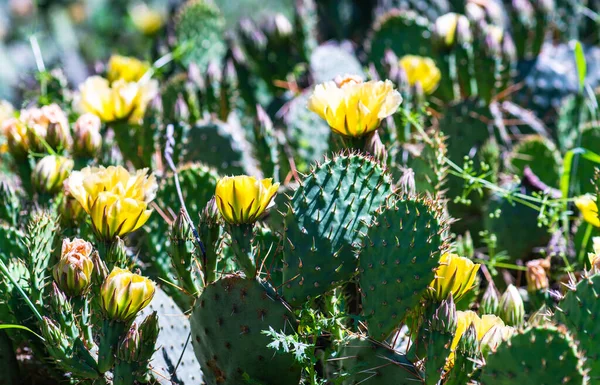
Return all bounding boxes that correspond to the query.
[190,275,301,385]
[138,287,203,385]
[336,335,422,385]
[368,9,434,74]
[182,119,261,177]
[309,44,364,84]
[507,134,562,187]
[358,196,448,340]
[554,273,600,380]
[176,0,227,72]
[281,152,395,306]
[480,326,585,384]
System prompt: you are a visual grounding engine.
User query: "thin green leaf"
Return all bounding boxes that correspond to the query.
[560,147,600,199]
[0,324,44,341]
[573,40,586,93]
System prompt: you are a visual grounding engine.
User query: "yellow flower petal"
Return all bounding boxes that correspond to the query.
[399,55,442,94]
[215,175,279,224]
[575,194,600,227]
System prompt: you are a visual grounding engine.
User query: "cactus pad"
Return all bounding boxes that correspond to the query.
[555,273,600,380]
[480,326,584,385]
[507,135,562,188]
[336,335,422,385]
[281,152,395,306]
[358,196,448,341]
[190,275,301,385]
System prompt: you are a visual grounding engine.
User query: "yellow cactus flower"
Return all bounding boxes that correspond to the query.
[101,267,155,322]
[588,237,600,269]
[447,311,508,368]
[215,175,279,225]
[525,258,550,292]
[74,75,158,124]
[107,55,150,83]
[52,238,94,296]
[308,78,402,137]
[428,253,480,302]
[2,117,29,158]
[65,165,157,241]
[129,2,165,36]
[398,55,442,94]
[575,194,600,227]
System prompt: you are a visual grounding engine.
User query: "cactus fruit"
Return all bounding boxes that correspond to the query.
[480,326,585,384]
[357,196,448,340]
[190,275,301,385]
[336,335,422,385]
[555,272,600,379]
[281,152,395,306]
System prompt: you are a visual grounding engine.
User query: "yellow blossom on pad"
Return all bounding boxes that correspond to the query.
[107,55,150,83]
[428,253,480,302]
[101,267,155,322]
[575,194,600,227]
[215,175,279,225]
[65,165,157,241]
[308,78,402,137]
[399,55,441,94]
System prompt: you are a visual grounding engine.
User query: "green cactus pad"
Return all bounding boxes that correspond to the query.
[281,152,395,306]
[137,287,203,385]
[336,335,422,385]
[176,0,226,71]
[283,91,331,173]
[182,119,261,177]
[310,44,364,84]
[507,135,562,188]
[480,326,584,385]
[555,273,600,380]
[0,223,25,262]
[367,9,433,75]
[190,275,301,385]
[358,196,448,340]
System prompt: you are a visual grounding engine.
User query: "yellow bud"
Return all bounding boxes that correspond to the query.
[308,78,402,137]
[428,253,480,302]
[215,175,279,225]
[52,238,94,296]
[100,267,155,322]
[575,194,600,227]
[398,55,442,94]
[107,55,150,83]
[129,2,165,36]
[65,165,157,241]
[2,117,29,158]
[32,155,74,194]
[73,113,102,156]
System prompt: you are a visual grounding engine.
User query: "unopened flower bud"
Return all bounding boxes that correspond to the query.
[457,323,479,356]
[73,113,102,156]
[365,130,387,164]
[52,238,94,296]
[433,13,469,48]
[43,104,72,150]
[117,323,141,362]
[3,117,29,159]
[32,155,74,194]
[100,267,155,322]
[589,236,600,270]
[432,294,457,333]
[480,284,499,315]
[526,258,550,292]
[498,284,525,328]
[138,311,159,361]
[264,13,293,40]
[91,250,108,285]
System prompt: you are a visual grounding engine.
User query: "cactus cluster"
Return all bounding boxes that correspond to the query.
[1,0,600,384]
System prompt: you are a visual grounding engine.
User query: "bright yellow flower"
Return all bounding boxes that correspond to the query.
[65,165,157,241]
[447,311,508,368]
[215,175,279,225]
[101,267,155,322]
[107,55,150,83]
[575,194,600,227]
[428,253,480,302]
[308,78,402,137]
[399,55,441,94]
[74,75,158,124]
[129,2,165,35]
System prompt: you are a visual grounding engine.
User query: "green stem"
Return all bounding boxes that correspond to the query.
[578,223,594,267]
[98,319,126,374]
[227,223,257,278]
